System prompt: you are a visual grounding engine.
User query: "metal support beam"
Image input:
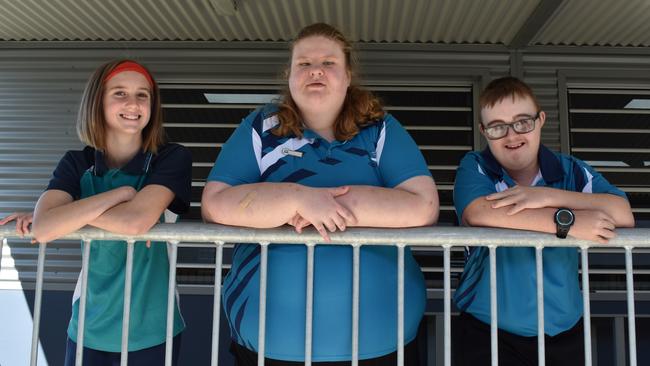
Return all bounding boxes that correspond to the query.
[508,0,565,49]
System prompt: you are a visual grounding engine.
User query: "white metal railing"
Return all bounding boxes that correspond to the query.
[1,224,648,366]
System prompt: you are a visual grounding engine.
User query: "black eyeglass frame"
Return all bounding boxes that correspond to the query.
[480,111,541,140]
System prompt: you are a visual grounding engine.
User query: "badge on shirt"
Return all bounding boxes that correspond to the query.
[282,148,304,158]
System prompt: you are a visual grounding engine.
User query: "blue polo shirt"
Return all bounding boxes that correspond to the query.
[46,143,192,351]
[207,104,431,361]
[453,145,627,337]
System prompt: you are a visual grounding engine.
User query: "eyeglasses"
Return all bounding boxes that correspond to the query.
[481,112,540,140]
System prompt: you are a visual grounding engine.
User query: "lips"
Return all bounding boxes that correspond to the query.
[120,113,140,120]
[505,142,525,150]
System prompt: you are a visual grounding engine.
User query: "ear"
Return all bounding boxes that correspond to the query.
[538,110,546,129]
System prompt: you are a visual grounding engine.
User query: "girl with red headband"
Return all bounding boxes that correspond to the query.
[31,59,191,365]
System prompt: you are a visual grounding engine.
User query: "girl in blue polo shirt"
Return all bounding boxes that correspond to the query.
[31,60,191,365]
[202,23,439,365]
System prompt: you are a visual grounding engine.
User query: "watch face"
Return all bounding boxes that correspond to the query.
[556,210,574,225]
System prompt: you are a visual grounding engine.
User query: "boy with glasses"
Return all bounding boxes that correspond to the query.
[453,76,634,365]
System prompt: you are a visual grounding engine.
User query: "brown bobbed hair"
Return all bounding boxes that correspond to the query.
[76,59,165,154]
[479,76,541,116]
[274,23,385,141]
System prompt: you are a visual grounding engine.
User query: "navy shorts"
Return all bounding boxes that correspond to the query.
[64,334,182,366]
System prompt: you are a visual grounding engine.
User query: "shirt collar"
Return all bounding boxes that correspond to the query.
[93,148,152,176]
[479,144,564,183]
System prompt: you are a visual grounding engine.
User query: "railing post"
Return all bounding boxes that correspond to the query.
[489,245,498,366]
[397,243,405,366]
[581,247,592,366]
[76,239,92,366]
[30,241,46,366]
[535,246,545,366]
[165,240,179,366]
[258,242,270,366]
[0,237,6,272]
[211,241,224,366]
[352,243,361,366]
[625,246,637,366]
[120,240,135,366]
[305,242,315,366]
[443,245,451,366]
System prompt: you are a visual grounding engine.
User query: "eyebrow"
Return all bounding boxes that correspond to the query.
[106,85,151,92]
[485,113,536,125]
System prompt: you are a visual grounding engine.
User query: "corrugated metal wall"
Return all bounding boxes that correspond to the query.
[0,42,509,290]
[3,43,650,290]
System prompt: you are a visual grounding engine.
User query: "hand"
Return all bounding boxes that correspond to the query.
[569,209,616,244]
[118,186,138,201]
[295,186,357,241]
[287,213,311,232]
[0,212,35,241]
[486,186,552,215]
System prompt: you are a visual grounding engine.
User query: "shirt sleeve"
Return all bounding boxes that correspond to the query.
[573,157,628,198]
[453,152,497,222]
[144,143,193,215]
[207,110,262,186]
[46,148,92,199]
[376,114,432,188]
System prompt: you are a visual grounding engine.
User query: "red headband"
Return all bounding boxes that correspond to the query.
[104,61,154,87]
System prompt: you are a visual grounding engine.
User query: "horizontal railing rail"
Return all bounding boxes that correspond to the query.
[2,224,649,366]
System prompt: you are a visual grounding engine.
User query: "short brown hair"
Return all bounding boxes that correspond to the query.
[479,76,541,112]
[274,23,384,141]
[76,59,165,153]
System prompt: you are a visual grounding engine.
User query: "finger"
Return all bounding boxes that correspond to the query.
[0,213,18,225]
[506,203,527,215]
[332,214,346,232]
[329,185,350,197]
[598,228,616,240]
[21,219,31,236]
[16,220,24,236]
[146,240,151,248]
[485,189,514,201]
[297,218,311,230]
[490,196,517,209]
[323,218,337,233]
[314,223,330,242]
[336,205,357,225]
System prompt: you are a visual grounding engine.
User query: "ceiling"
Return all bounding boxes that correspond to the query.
[0,0,648,47]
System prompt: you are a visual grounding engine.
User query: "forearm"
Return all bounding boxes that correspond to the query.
[336,184,439,228]
[465,198,557,233]
[202,182,302,227]
[545,190,634,226]
[32,187,133,242]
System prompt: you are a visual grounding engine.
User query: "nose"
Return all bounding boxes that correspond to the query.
[309,65,323,77]
[124,94,139,108]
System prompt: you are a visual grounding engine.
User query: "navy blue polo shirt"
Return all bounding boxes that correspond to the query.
[207,104,431,361]
[46,143,191,351]
[453,145,627,337]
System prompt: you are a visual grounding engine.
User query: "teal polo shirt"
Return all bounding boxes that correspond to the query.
[46,144,192,351]
[207,104,431,361]
[453,145,627,337]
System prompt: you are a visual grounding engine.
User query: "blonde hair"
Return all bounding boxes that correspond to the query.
[274,23,384,141]
[76,59,165,153]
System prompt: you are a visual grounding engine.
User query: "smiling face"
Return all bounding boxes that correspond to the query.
[288,35,351,131]
[102,71,152,139]
[481,95,546,182]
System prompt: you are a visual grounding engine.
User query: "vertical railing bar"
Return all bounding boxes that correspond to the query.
[76,239,92,366]
[397,244,405,366]
[625,246,637,366]
[352,244,361,366]
[165,240,179,366]
[581,247,593,366]
[305,243,315,366]
[258,242,270,366]
[30,241,46,366]
[489,245,498,366]
[120,240,135,366]
[0,237,5,272]
[535,246,545,366]
[211,241,224,366]
[443,245,451,366]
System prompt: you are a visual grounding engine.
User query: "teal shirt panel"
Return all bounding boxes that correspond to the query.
[66,168,185,352]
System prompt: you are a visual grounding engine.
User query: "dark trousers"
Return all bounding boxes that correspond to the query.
[64,334,182,366]
[230,339,420,366]
[453,312,585,366]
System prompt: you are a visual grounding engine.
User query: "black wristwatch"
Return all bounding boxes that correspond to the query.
[554,208,575,239]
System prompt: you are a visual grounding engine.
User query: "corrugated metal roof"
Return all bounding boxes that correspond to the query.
[533,0,650,47]
[1,0,635,47]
